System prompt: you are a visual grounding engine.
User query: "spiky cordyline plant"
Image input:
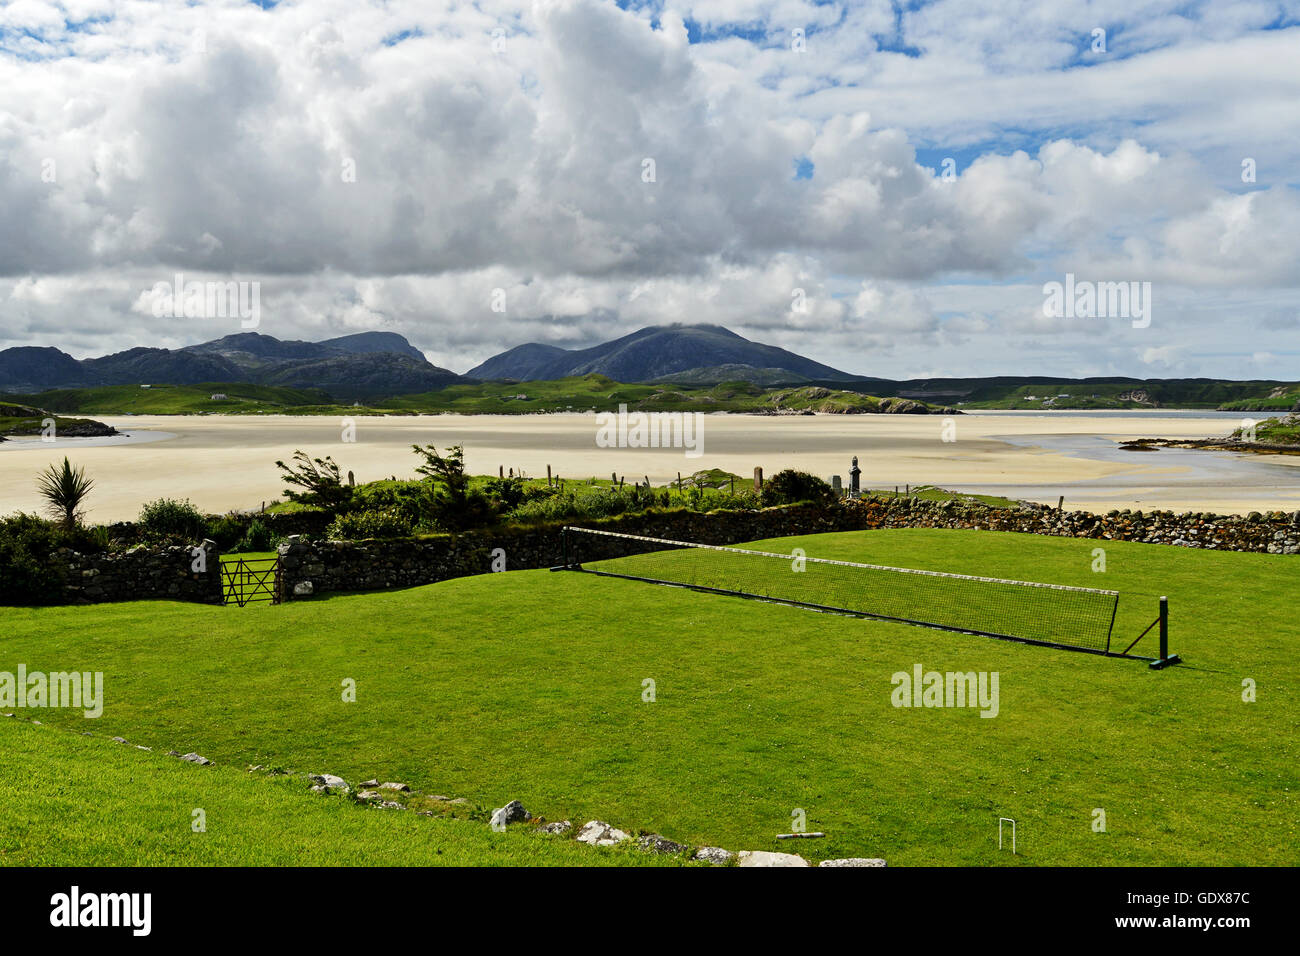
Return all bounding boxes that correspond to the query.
[36,456,94,531]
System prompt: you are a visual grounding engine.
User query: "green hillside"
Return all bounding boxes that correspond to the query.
[13,376,952,417]
[10,383,361,416]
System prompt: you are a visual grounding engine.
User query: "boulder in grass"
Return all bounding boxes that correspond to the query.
[490,800,529,829]
[379,782,410,792]
[308,773,349,791]
[180,752,212,766]
[357,790,382,801]
[638,834,688,855]
[538,820,573,836]
[737,850,809,868]
[819,858,887,867]
[693,847,735,866]
[576,820,631,846]
[360,779,380,788]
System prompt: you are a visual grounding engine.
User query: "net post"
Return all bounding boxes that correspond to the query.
[1148,595,1182,669]
[550,526,573,572]
[1159,596,1167,659]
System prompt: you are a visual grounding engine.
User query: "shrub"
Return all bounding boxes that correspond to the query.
[325,509,413,541]
[206,514,247,550]
[759,469,838,508]
[0,514,71,605]
[138,497,207,541]
[351,480,430,529]
[233,519,277,553]
[483,476,527,511]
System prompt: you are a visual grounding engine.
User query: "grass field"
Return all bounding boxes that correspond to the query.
[3,528,1296,866]
[0,719,683,866]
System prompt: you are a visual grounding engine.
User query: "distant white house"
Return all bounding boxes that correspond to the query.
[210,393,228,400]
[140,384,150,389]
[515,393,529,400]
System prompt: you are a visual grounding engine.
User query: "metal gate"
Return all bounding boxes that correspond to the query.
[221,557,282,607]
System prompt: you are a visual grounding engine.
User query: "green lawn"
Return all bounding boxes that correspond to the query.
[2,528,1295,866]
[0,719,683,866]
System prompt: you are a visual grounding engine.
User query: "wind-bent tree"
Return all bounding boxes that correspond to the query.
[411,443,494,530]
[275,450,353,510]
[36,457,94,530]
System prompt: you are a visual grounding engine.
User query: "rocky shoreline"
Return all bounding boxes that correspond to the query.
[1121,437,1300,456]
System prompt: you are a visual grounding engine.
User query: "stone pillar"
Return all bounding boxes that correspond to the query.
[753,467,763,492]
[200,538,223,604]
[849,456,861,499]
[831,475,842,497]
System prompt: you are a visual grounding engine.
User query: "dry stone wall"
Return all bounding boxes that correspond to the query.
[48,539,223,605]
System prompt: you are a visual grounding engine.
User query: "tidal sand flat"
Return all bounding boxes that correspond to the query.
[1,411,1295,522]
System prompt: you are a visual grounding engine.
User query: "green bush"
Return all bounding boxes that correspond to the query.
[0,514,74,605]
[325,509,414,541]
[138,497,207,541]
[505,485,663,523]
[483,476,527,511]
[206,514,247,550]
[233,519,277,553]
[759,470,838,508]
[351,480,431,529]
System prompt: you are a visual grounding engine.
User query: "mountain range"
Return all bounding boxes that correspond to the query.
[0,324,863,398]
[0,331,459,401]
[467,324,863,383]
[2,325,1296,410]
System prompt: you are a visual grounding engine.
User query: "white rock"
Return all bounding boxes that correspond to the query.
[379,782,410,792]
[737,850,809,868]
[489,800,529,829]
[694,847,735,865]
[819,858,887,867]
[308,773,349,791]
[576,820,631,846]
[293,581,314,596]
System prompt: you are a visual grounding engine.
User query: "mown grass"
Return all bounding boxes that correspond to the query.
[2,528,1295,866]
[0,719,685,866]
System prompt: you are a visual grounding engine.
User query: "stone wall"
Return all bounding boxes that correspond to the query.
[278,497,1299,600]
[49,539,223,605]
[852,496,1300,554]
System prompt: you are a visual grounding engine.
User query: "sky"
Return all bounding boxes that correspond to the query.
[1,0,1298,380]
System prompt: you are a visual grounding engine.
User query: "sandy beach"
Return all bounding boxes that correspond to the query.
[1,411,1297,523]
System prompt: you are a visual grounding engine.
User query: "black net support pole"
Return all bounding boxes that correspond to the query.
[550,525,573,572]
[1148,595,1182,670]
